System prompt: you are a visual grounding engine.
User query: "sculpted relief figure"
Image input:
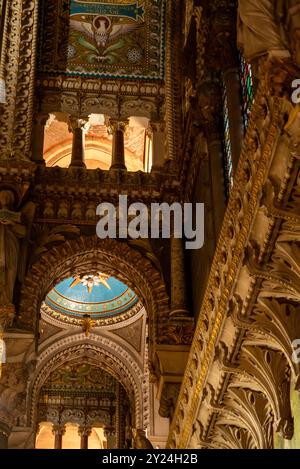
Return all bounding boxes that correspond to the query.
[0,190,35,314]
[237,0,300,67]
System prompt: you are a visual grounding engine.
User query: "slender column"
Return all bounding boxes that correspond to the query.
[104,427,116,449]
[170,237,190,319]
[68,116,88,168]
[52,424,65,450]
[109,119,129,170]
[0,0,8,104]
[147,121,166,170]
[78,426,92,449]
[223,67,244,172]
[31,113,49,164]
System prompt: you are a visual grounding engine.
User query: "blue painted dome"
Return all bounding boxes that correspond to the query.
[45,274,138,320]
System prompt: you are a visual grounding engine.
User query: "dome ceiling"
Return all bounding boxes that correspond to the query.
[44,274,141,326]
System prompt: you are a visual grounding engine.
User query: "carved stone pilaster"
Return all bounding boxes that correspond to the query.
[159,383,180,421]
[0,0,39,160]
[147,121,166,169]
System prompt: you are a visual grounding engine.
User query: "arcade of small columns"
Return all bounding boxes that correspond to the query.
[31,114,166,170]
[38,423,110,450]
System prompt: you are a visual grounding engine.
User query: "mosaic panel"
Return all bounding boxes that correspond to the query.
[38,0,165,80]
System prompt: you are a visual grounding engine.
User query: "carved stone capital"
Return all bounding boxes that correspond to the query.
[103,426,116,438]
[78,426,92,437]
[147,121,166,135]
[52,424,66,436]
[108,118,129,135]
[67,116,89,133]
[33,113,50,128]
[0,306,15,333]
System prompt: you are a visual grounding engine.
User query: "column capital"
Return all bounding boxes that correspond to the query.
[33,113,50,127]
[104,426,116,438]
[68,116,89,133]
[52,424,66,436]
[108,118,129,135]
[78,426,92,437]
[147,120,165,135]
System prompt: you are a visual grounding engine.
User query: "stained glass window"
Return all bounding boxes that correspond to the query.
[239,53,254,130]
[222,79,233,195]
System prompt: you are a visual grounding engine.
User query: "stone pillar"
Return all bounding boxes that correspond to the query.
[207,135,227,237]
[223,67,244,172]
[170,237,190,319]
[78,426,92,450]
[52,424,65,450]
[68,117,88,168]
[109,119,128,170]
[31,113,49,164]
[147,121,166,170]
[199,82,226,239]
[104,427,116,449]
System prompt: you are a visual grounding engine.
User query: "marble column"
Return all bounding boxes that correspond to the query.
[109,119,128,170]
[78,426,92,449]
[223,67,244,172]
[170,237,190,319]
[147,121,166,170]
[68,117,88,168]
[52,424,65,450]
[31,113,49,164]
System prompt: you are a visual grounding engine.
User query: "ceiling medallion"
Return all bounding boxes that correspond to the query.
[70,273,111,294]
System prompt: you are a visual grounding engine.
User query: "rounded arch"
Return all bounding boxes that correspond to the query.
[19,236,169,347]
[27,333,145,429]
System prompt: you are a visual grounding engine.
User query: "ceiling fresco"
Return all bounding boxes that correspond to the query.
[38,0,166,80]
[44,274,139,324]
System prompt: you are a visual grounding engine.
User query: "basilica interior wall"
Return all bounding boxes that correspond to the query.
[0,0,300,451]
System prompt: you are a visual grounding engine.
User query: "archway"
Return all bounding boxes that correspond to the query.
[35,361,131,449]
[18,236,169,449]
[19,236,170,352]
[27,334,145,432]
